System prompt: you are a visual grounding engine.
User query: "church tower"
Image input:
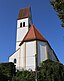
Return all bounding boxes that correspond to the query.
[16,7,32,50]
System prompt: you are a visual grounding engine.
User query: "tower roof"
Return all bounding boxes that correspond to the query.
[19,24,47,46]
[17,7,30,20]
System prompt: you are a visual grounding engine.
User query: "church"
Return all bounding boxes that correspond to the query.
[9,7,59,71]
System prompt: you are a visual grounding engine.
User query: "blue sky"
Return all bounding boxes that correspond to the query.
[0,0,64,64]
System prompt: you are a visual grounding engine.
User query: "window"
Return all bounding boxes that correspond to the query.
[14,59,16,63]
[20,23,22,27]
[23,22,25,27]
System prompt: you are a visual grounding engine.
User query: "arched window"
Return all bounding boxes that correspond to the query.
[14,59,17,63]
[23,22,25,27]
[20,23,22,27]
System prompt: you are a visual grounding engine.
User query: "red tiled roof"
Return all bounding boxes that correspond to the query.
[19,24,47,46]
[17,7,30,20]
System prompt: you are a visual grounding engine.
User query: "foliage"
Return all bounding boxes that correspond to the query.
[13,70,35,81]
[12,60,64,81]
[37,60,64,81]
[0,62,15,81]
[0,60,64,81]
[50,0,64,27]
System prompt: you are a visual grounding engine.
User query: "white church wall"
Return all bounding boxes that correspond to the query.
[9,48,21,70]
[37,41,48,66]
[16,27,29,50]
[16,18,29,50]
[16,42,21,50]
[20,42,26,70]
[47,44,57,61]
[16,27,29,42]
[26,41,36,71]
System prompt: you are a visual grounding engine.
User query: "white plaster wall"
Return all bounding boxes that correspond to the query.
[9,48,21,70]
[37,41,47,66]
[20,43,26,70]
[16,18,29,50]
[47,44,57,61]
[16,27,29,42]
[16,42,21,50]
[26,41,36,71]
[16,27,29,50]
[17,18,29,28]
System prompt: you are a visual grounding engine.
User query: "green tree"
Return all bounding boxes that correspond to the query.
[14,70,35,81]
[37,60,64,81]
[0,62,15,81]
[12,60,64,81]
[50,0,64,27]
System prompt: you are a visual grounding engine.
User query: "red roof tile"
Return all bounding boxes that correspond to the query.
[19,24,47,46]
[17,7,30,20]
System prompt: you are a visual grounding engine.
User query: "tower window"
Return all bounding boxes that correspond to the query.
[14,59,17,63]
[23,22,25,27]
[20,23,22,27]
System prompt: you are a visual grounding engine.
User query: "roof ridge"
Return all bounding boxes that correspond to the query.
[33,25,46,40]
